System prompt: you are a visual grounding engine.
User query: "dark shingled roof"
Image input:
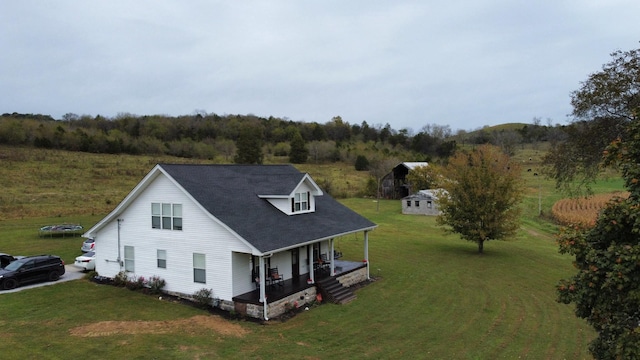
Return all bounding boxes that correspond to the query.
[159,164,376,253]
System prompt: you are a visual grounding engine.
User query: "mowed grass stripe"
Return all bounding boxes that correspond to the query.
[329,199,594,359]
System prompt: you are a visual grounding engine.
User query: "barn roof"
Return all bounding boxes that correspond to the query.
[399,162,429,170]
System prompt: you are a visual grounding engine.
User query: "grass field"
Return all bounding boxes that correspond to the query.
[0,145,626,359]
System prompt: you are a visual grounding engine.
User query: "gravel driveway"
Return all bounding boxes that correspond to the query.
[0,265,85,294]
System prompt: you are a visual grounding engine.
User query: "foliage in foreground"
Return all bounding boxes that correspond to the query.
[543,45,639,195]
[557,118,640,359]
[436,144,524,253]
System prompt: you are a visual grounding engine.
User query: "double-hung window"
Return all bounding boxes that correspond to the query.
[193,253,206,284]
[124,245,135,272]
[157,249,167,269]
[152,203,182,230]
[293,192,308,212]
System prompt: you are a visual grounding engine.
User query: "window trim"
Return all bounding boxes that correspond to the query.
[152,202,182,230]
[157,249,167,269]
[193,253,206,284]
[293,192,309,212]
[124,245,135,272]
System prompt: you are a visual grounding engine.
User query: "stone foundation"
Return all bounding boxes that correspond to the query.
[337,266,368,287]
[265,287,318,319]
[227,287,319,319]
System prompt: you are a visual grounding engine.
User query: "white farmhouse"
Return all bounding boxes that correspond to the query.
[83,164,376,320]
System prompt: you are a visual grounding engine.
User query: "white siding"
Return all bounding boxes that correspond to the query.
[300,245,312,275]
[268,198,291,213]
[401,195,440,216]
[94,221,123,276]
[232,252,254,295]
[93,173,253,301]
[268,251,291,279]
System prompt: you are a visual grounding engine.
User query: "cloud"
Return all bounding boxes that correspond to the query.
[1,1,638,131]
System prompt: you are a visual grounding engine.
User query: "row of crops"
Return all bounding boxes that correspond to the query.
[551,192,629,227]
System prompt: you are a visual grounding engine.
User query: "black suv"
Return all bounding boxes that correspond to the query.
[0,253,18,268]
[0,255,65,290]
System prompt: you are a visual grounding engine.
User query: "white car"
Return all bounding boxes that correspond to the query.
[81,238,95,252]
[74,251,95,271]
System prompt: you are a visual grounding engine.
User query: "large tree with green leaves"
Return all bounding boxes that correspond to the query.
[543,45,639,194]
[405,164,440,192]
[436,144,524,253]
[556,115,640,359]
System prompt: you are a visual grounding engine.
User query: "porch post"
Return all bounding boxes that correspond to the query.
[364,230,370,280]
[259,256,267,303]
[330,238,335,276]
[308,245,315,284]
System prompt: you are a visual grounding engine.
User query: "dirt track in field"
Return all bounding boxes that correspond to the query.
[69,315,248,337]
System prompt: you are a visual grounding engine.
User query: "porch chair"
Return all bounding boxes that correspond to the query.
[320,254,331,272]
[269,267,284,287]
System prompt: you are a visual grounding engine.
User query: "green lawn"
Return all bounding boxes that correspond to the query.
[1,199,597,359]
[0,146,619,359]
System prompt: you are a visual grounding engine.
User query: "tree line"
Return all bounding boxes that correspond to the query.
[0,111,557,164]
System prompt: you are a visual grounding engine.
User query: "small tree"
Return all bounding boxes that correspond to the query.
[288,131,308,164]
[234,125,263,164]
[436,144,523,253]
[354,155,369,171]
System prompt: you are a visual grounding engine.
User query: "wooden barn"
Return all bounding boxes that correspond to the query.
[380,162,429,199]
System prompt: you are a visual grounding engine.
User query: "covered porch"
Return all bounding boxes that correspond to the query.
[233,260,366,305]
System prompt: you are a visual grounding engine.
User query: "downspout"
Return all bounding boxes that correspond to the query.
[364,230,370,280]
[117,218,123,269]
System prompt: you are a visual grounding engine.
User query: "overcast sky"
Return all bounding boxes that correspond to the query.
[1,1,638,132]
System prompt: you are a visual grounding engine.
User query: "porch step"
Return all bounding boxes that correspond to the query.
[316,277,356,304]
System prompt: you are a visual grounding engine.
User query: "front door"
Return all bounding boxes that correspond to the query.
[291,248,299,282]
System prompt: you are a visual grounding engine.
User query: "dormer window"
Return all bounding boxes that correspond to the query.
[294,192,309,212]
[259,173,321,215]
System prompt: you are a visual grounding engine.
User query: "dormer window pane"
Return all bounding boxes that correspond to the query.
[294,192,308,212]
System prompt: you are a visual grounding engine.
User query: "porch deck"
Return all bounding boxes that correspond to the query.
[233,260,366,305]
